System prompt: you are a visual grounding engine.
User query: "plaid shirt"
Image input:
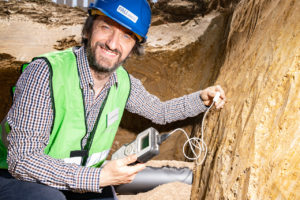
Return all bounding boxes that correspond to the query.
[6,46,207,193]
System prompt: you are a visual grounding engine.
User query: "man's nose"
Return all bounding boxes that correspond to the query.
[106,29,120,51]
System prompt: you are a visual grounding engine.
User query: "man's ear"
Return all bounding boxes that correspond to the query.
[82,32,90,46]
[82,32,88,41]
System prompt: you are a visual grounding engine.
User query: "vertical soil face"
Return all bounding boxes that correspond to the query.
[191,0,300,199]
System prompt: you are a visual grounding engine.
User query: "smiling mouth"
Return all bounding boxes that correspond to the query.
[97,43,120,58]
[101,46,118,56]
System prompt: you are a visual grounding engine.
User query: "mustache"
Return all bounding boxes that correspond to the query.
[95,42,121,56]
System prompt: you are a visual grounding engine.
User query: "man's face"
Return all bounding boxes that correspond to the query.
[86,15,137,74]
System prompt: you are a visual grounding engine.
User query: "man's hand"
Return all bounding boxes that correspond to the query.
[200,85,226,109]
[99,154,145,187]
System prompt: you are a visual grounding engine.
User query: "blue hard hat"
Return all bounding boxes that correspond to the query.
[89,0,151,42]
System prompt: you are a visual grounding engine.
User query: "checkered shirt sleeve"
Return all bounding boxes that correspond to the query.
[126,75,207,124]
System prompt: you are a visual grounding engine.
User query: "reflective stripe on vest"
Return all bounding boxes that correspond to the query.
[63,149,110,167]
[0,47,131,169]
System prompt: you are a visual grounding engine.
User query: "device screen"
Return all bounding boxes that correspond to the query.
[141,134,149,150]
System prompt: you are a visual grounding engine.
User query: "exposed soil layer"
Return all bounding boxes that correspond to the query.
[0,0,86,26]
[53,35,81,50]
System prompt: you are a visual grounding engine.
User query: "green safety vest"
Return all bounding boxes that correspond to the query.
[0,48,131,169]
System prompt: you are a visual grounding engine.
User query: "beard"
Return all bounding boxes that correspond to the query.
[86,41,126,75]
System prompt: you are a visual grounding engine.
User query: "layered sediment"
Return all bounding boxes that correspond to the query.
[191,0,300,199]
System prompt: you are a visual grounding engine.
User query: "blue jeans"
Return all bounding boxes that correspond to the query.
[0,169,117,200]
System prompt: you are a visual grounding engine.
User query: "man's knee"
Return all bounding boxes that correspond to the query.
[22,182,66,200]
[0,177,66,200]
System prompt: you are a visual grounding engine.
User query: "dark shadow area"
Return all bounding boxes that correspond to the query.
[0,53,24,120]
[149,0,240,25]
[120,110,203,135]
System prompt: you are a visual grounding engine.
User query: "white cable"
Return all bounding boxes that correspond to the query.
[167,92,220,165]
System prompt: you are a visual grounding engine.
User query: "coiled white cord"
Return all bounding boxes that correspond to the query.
[167,92,220,165]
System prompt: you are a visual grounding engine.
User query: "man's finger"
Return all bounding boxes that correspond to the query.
[121,154,138,165]
[207,90,216,99]
[215,85,226,101]
[126,163,146,175]
[216,100,225,109]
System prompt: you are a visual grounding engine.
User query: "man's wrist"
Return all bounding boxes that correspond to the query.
[74,166,102,193]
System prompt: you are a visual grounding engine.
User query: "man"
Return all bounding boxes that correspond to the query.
[0,0,226,199]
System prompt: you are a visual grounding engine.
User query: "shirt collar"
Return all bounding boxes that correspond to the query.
[74,46,118,90]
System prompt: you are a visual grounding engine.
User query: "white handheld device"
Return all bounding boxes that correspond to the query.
[111,127,160,163]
